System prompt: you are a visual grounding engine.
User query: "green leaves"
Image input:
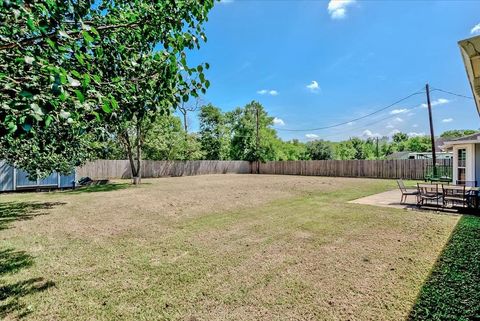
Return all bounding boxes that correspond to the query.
[102,100,112,113]
[19,90,33,99]
[0,0,214,177]
[74,90,85,103]
[82,30,94,43]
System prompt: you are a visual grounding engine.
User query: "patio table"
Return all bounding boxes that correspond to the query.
[465,186,480,209]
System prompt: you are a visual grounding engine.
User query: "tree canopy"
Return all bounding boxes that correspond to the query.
[0,0,214,178]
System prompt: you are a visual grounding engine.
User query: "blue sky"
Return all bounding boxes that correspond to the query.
[186,0,480,141]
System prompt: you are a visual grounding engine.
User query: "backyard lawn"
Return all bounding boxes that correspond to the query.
[0,174,477,320]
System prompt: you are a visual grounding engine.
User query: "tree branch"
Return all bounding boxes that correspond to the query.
[0,21,144,51]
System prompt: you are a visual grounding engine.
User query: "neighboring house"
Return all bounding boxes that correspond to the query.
[386,137,452,160]
[441,133,480,186]
[386,151,452,160]
[459,35,480,116]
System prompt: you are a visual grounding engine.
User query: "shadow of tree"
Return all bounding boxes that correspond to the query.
[0,201,65,231]
[0,249,33,276]
[65,183,130,194]
[408,215,480,320]
[0,201,63,319]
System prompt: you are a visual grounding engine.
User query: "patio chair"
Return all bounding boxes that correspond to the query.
[417,183,441,207]
[396,179,419,204]
[442,185,467,208]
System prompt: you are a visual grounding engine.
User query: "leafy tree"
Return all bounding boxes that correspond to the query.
[143,113,188,161]
[89,1,214,184]
[199,104,230,160]
[89,130,126,160]
[0,1,104,177]
[379,138,394,158]
[183,133,205,161]
[178,97,203,133]
[440,129,479,139]
[392,132,409,152]
[228,101,278,162]
[405,136,431,152]
[393,132,409,143]
[277,140,309,160]
[0,0,214,181]
[334,141,356,160]
[306,140,333,160]
[350,137,367,160]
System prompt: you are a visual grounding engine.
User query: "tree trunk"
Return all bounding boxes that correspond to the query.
[134,123,142,184]
[183,112,188,133]
[124,131,140,185]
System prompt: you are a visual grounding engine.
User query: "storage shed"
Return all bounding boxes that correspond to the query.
[0,160,76,192]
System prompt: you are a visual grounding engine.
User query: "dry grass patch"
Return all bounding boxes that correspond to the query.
[0,174,460,320]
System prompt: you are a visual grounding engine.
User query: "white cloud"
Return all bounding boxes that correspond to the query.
[386,123,394,129]
[412,124,418,128]
[219,0,234,3]
[327,0,356,19]
[363,129,381,138]
[390,108,408,115]
[306,80,320,93]
[408,132,426,137]
[257,89,278,96]
[394,117,404,122]
[421,98,450,108]
[305,134,319,140]
[442,118,453,123]
[389,129,400,136]
[273,117,285,126]
[347,122,354,126]
[471,23,480,35]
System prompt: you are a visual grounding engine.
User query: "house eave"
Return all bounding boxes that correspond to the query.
[458,35,480,116]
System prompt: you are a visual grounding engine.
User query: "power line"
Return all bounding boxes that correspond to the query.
[314,103,425,140]
[430,87,474,100]
[275,90,424,132]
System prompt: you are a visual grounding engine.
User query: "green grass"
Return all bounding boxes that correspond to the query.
[408,215,480,321]
[0,175,468,320]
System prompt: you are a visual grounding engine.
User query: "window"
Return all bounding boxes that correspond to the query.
[457,148,467,184]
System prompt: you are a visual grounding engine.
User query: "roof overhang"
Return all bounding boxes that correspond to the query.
[458,35,480,116]
[441,137,480,151]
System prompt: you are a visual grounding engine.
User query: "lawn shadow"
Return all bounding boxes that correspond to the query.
[408,215,480,321]
[0,201,65,231]
[65,183,130,194]
[0,201,62,318]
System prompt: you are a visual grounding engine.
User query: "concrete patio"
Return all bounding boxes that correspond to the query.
[349,189,418,210]
[350,189,472,214]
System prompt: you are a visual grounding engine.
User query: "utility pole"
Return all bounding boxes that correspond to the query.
[426,83,437,176]
[256,105,260,174]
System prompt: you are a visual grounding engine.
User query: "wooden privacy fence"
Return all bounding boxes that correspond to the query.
[77,160,251,179]
[259,159,452,180]
[77,159,452,180]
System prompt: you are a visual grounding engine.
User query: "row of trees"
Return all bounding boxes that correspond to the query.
[93,100,479,162]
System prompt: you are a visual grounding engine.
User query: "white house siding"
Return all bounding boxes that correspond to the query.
[476,143,480,184]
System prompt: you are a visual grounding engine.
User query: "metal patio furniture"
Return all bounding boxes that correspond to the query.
[396,179,419,204]
[442,185,468,208]
[417,183,442,207]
